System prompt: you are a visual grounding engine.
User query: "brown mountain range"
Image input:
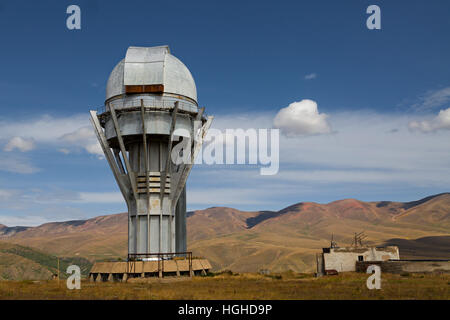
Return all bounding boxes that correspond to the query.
[1,193,449,272]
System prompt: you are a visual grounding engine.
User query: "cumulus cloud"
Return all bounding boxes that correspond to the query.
[273,99,332,136]
[304,73,317,80]
[4,136,35,152]
[408,107,450,133]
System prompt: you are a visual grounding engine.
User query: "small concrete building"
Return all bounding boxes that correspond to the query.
[317,246,400,274]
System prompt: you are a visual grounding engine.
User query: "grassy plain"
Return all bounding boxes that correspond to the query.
[0,272,448,300]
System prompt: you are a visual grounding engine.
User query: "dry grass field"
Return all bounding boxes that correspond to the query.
[0,272,448,300]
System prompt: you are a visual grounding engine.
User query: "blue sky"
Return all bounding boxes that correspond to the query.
[1,0,450,226]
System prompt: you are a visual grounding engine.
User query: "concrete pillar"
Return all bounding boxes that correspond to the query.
[316,253,324,277]
[96,273,103,283]
[175,187,187,253]
[89,274,95,282]
[122,273,128,282]
[108,273,113,282]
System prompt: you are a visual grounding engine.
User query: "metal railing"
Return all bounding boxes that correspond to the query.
[126,252,193,278]
[93,97,199,115]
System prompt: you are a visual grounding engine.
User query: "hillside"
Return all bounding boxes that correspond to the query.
[1,193,449,273]
[382,236,450,260]
[0,213,128,262]
[0,242,92,280]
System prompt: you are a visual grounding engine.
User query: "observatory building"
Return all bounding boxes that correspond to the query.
[89,45,212,281]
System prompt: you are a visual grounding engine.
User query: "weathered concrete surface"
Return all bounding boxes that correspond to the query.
[106,46,198,103]
[175,187,187,253]
[323,246,399,272]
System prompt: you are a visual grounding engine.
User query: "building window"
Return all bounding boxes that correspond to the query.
[358,255,364,261]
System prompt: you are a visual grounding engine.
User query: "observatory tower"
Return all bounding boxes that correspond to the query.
[89,45,212,273]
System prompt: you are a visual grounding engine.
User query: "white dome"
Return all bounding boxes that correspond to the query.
[105,46,197,103]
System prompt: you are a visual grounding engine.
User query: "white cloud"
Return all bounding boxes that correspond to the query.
[408,108,450,133]
[85,143,103,157]
[273,99,332,136]
[60,126,103,156]
[0,114,87,143]
[60,126,93,142]
[187,187,284,207]
[304,73,317,80]
[0,155,39,174]
[186,108,450,209]
[14,189,123,205]
[0,187,126,227]
[4,136,35,152]
[0,189,16,201]
[0,215,50,227]
[225,168,450,186]
[275,111,450,172]
[0,114,103,156]
[412,86,450,111]
[78,192,123,203]
[1,106,450,219]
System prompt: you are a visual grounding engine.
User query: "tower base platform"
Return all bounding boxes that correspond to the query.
[89,258,211,282]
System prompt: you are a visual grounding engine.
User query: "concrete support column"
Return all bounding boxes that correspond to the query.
[96,274,103,283]
[316,253,324,277]
[175,187,187,253]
